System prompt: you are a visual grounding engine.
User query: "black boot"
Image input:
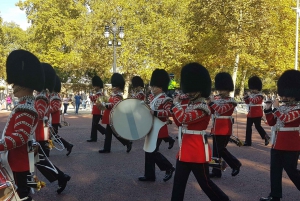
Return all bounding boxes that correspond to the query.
[60,138,73,156]
[163,167,175,182]
[264,134,270,146]
[168,138,175,149]
[57,174,71,194]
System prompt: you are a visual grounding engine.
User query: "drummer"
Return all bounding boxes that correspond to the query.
[0,50,44,200]
[98,73,133,153]
[138,69,175,182]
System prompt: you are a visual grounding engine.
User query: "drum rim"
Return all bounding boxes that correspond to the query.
[110,98,154,140]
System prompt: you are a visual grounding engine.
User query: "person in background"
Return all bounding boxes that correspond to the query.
[62,95,70,115]
[5,95,12,111]
[74,92,82,115]
[167,73,177,98]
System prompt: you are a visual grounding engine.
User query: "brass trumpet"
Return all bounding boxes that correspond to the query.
[96,96,109,111]
[209,157,227,171]
[229,135,244,147]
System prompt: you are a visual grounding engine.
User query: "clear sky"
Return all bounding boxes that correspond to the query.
[0,0,30,30]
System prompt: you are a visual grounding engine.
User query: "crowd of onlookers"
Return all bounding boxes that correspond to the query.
[62,92,92,115]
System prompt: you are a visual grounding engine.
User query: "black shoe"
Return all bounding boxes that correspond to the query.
[66,144,73,156]
[98,149,110,153]
[209,172,221,178]
[231,165,241,176]
[126,141,132,153]
[168,138,175,149]
[86,139,97,142]
[243,142,251,146]
[57,174,71,194]
[265,135,270,146]
[260,196,280,201]
[163,167,175,182]
[138,176,155,181]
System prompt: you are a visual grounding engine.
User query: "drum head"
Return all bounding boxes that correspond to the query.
[110,99,153,140]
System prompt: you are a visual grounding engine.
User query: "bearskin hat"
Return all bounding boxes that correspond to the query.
[131,76,144,88]
[248,76,262,91]
[180,62,211,98]
[111,73,125,90]
[6,49,44,92]
[277,70,300,100]
[150,69,170,92]
[54,75,61,93]
[41,63,56,92]
[92,75,103,88]
[215,72,234,91]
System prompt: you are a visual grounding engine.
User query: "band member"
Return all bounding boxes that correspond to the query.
[35,63,70,194]
[207,72,241,178]
[98,73,132,153]
[130,76,145,101]
[87,75,106,142]
[244,76,270,146]
[50,75,73,156]
[260,70,300,201]
[138,69,175,182]
[171,63,230,201]
[0,50,43,200]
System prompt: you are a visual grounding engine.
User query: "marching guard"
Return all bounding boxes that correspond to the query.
[98,73,132,153]
[87,75,106,142]
[0,50,43,200]
[260,70,300,201]
[208,72,241,178]
[50,75,74,156]
[130,76,145,101]
[35,63,71,194]
[138,69,175,182]
[171,63,230,201]
[244,76,270,146]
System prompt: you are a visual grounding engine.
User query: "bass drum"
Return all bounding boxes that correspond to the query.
[110,99,153,140]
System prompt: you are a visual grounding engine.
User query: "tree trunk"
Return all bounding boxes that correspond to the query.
[123,73,130,98]
[239,69,247,98]
[230,53,240,97]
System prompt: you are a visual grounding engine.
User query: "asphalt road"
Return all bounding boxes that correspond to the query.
[0,108,299,201]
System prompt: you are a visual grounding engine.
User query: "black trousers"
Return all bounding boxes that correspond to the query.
[13,171,31,200]
[245,117,267,145]
[171,160,229,201]
[269,149,300,198]
[212,135,241,176]
[52,123,72,149]
[144,138,173,178]
[103,124,130,151]
[90,115,106,141]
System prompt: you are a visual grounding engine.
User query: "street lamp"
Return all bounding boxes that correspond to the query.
[292,0,300,70]
[104,19,125,73]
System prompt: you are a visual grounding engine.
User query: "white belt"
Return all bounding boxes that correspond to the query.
[214,116,232,119]
[182,129,206,135]
[249,104,263,107]
[273,127,300,132]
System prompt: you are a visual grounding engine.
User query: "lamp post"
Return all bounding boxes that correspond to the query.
[104,19,125,73]
[293,0,300,70]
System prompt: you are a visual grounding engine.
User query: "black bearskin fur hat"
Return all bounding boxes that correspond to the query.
[92,76,103,88]
[6,49,44,91]
[111,73,125,90]
[150,69,170,92]
[41,63,56,92]
[248,76,262,91]
[54,75,61,93]
[277,70,300,100]
[131,76,144,88]
[215,72,234,91]
[181,62,211,98]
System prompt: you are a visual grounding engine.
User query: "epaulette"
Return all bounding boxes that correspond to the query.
[162,96,172,104]
[35,91,49,104]
[193,102,211,115]
[15,98,38,118]
[50,93,61,101]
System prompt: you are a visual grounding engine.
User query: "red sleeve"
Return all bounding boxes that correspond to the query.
[273,109,300,123]
[90,94,98,103]
[211,102,235,115]
[106,95,122,109]
[49,99,61,114]
[156,100,172,118]
[265,112,277,126]
[173,106,207,124]
[35,98,48,120]
[0,111,36,151]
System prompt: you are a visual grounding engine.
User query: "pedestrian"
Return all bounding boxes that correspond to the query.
[243,76,270,146]
[260,70,300,201]
[138,69,175,182]
[74,92,82,114]
[5,95,12,111]
[62,95,69,115]
[86,76,106,142]
[98,73,132,153]
[208,72,241,178]
[171,62,230,201]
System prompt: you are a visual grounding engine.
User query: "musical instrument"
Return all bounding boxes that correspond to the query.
[61,111,70,127]
[229,135,244,147]
[208,157,227,171]
[48,123,65,151]
[110,98,154,141]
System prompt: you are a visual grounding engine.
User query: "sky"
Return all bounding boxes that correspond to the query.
[0,0,30,30]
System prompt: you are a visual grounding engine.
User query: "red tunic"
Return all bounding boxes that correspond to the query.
[244,93,264,118]
[265,104,300,151]
[49,92,61,124]
[102,92,123,125]
[34,91,50,141]
[130,90,145,101]
[90,91,104,115]
[149,93,172,138]
[172,99,212,163]
[210,97,236,136]
[0,96,38,172]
